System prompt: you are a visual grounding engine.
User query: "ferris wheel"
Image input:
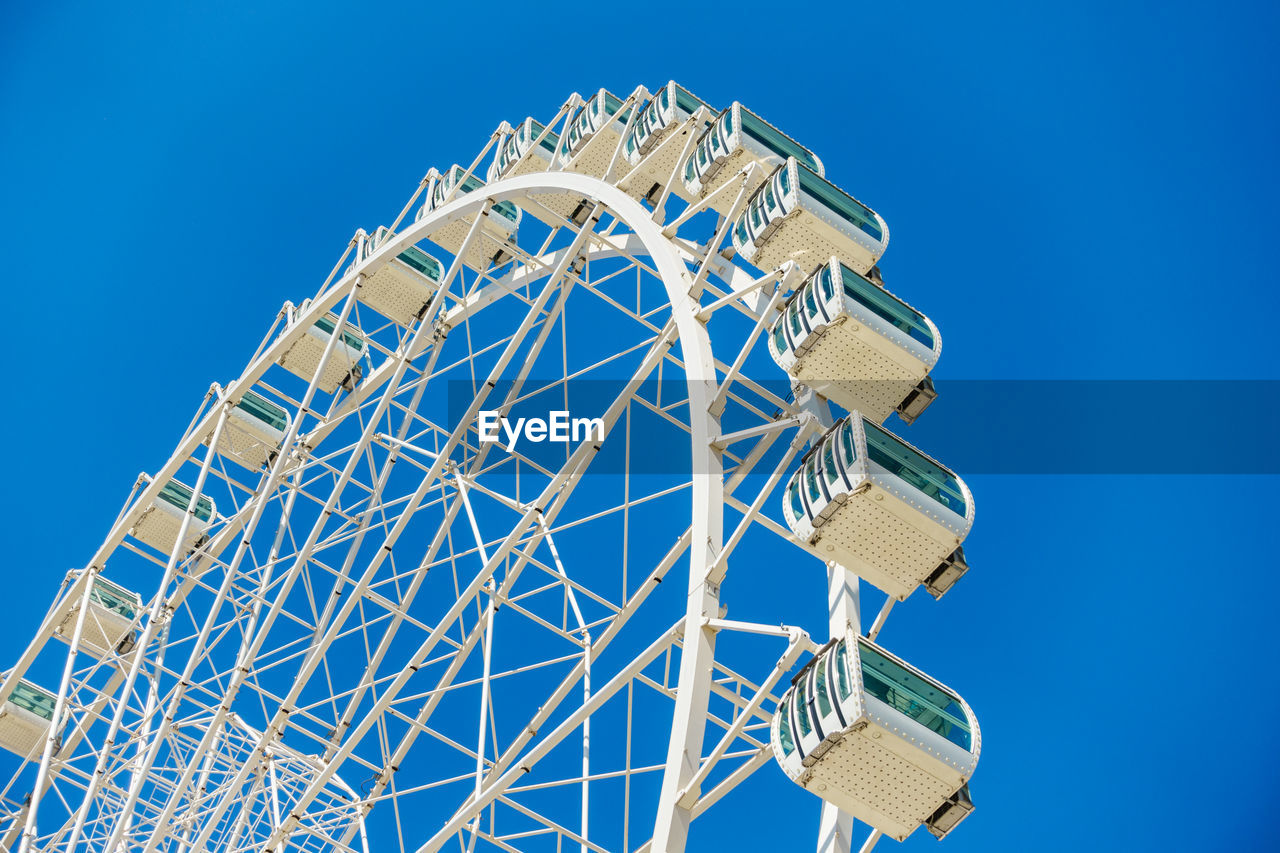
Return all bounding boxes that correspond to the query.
[0,82,981,853]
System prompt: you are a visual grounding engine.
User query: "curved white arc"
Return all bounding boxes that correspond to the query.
[386,177,724,853]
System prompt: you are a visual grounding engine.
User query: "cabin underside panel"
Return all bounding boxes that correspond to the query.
[359,262,436,327]
[696,150,770,216]
[523,188,590,228]
[129,505,206,556]
[795,324,924,423]
[564,128,627,182]
[814,492,954,600]
[278,334,358,394]
[802,724,956,842]
[425,219,516,274]
[0,708,51,761]
[618,128,697,204]
[752,214,879,276]
[213,418,280,471]
[53,605,132,659]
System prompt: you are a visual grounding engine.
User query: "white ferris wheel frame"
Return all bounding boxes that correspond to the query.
[0,89,889,853]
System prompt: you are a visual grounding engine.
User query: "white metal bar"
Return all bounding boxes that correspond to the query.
[415,624,682,852]
[866,597,895,642]
[675,624,811,807]
[16,569,95,853]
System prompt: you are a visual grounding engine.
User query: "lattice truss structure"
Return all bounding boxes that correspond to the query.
[0,83,978,853]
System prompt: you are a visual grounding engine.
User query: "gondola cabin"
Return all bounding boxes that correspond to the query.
[277,307,366,394]
[617,81,714,205]
[681,102,823,216]
[487,117,559,182]
[771,631,979,841]
[486,119,588,228]
[731,158,888,276]
[0,680,61,760]
[52,574,142,658]
[781,416,972,601]
[206,390,291,470]
[419,166,522,271]
[555,88,634,180]
[768,259,940,425]
[129,478,216,557]
[354,226,444,327]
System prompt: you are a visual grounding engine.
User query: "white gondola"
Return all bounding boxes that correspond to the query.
[487,117,560,182]
[205,389,290,470]
[782,416,972,601]
[616,81,714,205]
[488,118,585,227]
[353,226,444,327]
[681,102,824,216]
[418,166,522,271]
[0,679,61,760]
[768,259,939,425]
[554,88,635,180]
[129,478,216,556]
[771,632,979,841]
[52,573,142,658]
[277,306,365,394]
[732,158,888,276]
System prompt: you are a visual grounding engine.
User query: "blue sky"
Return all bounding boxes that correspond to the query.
[2,1,1277,850]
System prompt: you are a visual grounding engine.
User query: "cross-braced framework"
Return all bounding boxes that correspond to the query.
[0,85,977,853]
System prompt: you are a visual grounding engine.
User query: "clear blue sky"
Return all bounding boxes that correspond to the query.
[2,1,1277,850]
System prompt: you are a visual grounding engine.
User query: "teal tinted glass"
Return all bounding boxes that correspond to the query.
[674,85,706,114]
[797,167,883,241]
[822,440,840,484]
[778,695,797,756]
[835,641,852,700]
[158,481,213,522]
[804,458,822,502]
[787,476,805,520]
[10,682,56,721]
[858,641,971,751]
[236,390,287,432]
[313,314,365,352]
[838,264,933,348]
[531,120,558,154]
[814,658,833,718]
[771,317,789,353]
[795,682,812,738]
[398,246,442,281]
[863,420,966,516]
[493,200,520,224]
[739,109,820,172]
[839,421,858,468]
[819,265,836,301]
[91,577,139,620]
[802,283,820,319]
